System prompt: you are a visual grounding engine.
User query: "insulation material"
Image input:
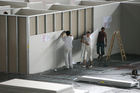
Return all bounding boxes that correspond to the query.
[0,79,74,93]
[30,17,36,36]
[0,15,7,72]
[7,16,17,73]
[46,14,53,33]
[121,3,140,54]
[38,15,45,34]
[55,13,62,31]
[71,10,78,38]
[78,9,85,38]
[18,17,28,74]
[63,12,70,31]
[86,8,92,32]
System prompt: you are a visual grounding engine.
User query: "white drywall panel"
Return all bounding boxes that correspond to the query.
[120,3,140,55]
[55,13,62,31]
[0,79,74,93]
[29,31,81,74]
[86,8,92,31]
[94,2,121,57]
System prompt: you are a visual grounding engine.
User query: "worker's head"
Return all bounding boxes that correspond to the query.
[66,31,71,36]
[86,31,91,37]
[101,27,105,31]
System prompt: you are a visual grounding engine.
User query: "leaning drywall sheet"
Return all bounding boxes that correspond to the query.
[55,13,62,31]
[0,15,7,72]
[63,12,70,31]
[38,15,45,34]
[86,8,92,32]
[29,31,81,74]
[71,10,78,38]
[29,31,65,74]
[18,17,28,74]
[30,17,36,36]
[78,9,85,38]
[46,14,53,33]
[120,3,140,54]
[7,16,17,73]
[94,2,120,57]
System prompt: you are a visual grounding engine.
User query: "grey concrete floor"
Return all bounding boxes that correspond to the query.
[0,54,140,93]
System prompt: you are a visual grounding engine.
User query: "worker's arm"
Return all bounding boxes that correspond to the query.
[60,31,66,37]
[104,32,107,47]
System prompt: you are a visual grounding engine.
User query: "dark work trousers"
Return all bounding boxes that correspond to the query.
[97,43,105,56]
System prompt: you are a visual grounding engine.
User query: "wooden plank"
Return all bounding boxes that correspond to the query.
[86,8,92,32]
[7,16,17,73]
[0,15,7,72]
[79,9,85,38]
[18,17,28,74]
[46,14,53,33]
[38,16,45,34]
[71,10,78,39]
[63,12,70,31]
[30,17,36,36]
[55,13,62,31]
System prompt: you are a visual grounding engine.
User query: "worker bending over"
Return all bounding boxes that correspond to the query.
[97,27,107,60]
[60,31,74,69]
[83,32,93,68]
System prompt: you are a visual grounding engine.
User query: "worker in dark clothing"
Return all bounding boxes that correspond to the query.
[97,27,107,60]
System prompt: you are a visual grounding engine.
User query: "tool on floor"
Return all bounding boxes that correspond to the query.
[106,31,127,61]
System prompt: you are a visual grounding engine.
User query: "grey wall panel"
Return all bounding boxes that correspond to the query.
[0,15,7,72]
[55,13,62,31]
[86,8,92,32]
[79,9,85,38]
[120,3,140,55]
[63,12,70,31]
[94,3,120,57]
[71,10,78,39]
[30,17,36,36]
[18,17,28,74]
[7,16,17,73]
[38,16,45,34]
[46,14,53,33]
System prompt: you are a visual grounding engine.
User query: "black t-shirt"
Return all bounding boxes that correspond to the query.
[97,31,106,43]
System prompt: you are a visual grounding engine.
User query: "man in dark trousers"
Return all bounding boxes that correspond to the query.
[97,27,107,60]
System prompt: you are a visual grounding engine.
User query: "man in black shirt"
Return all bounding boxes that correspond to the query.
[97,27,107,59]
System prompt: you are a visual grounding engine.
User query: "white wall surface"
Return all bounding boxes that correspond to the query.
[29,31,81,74]
[120,3,140,55]
[94,2,121,56]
